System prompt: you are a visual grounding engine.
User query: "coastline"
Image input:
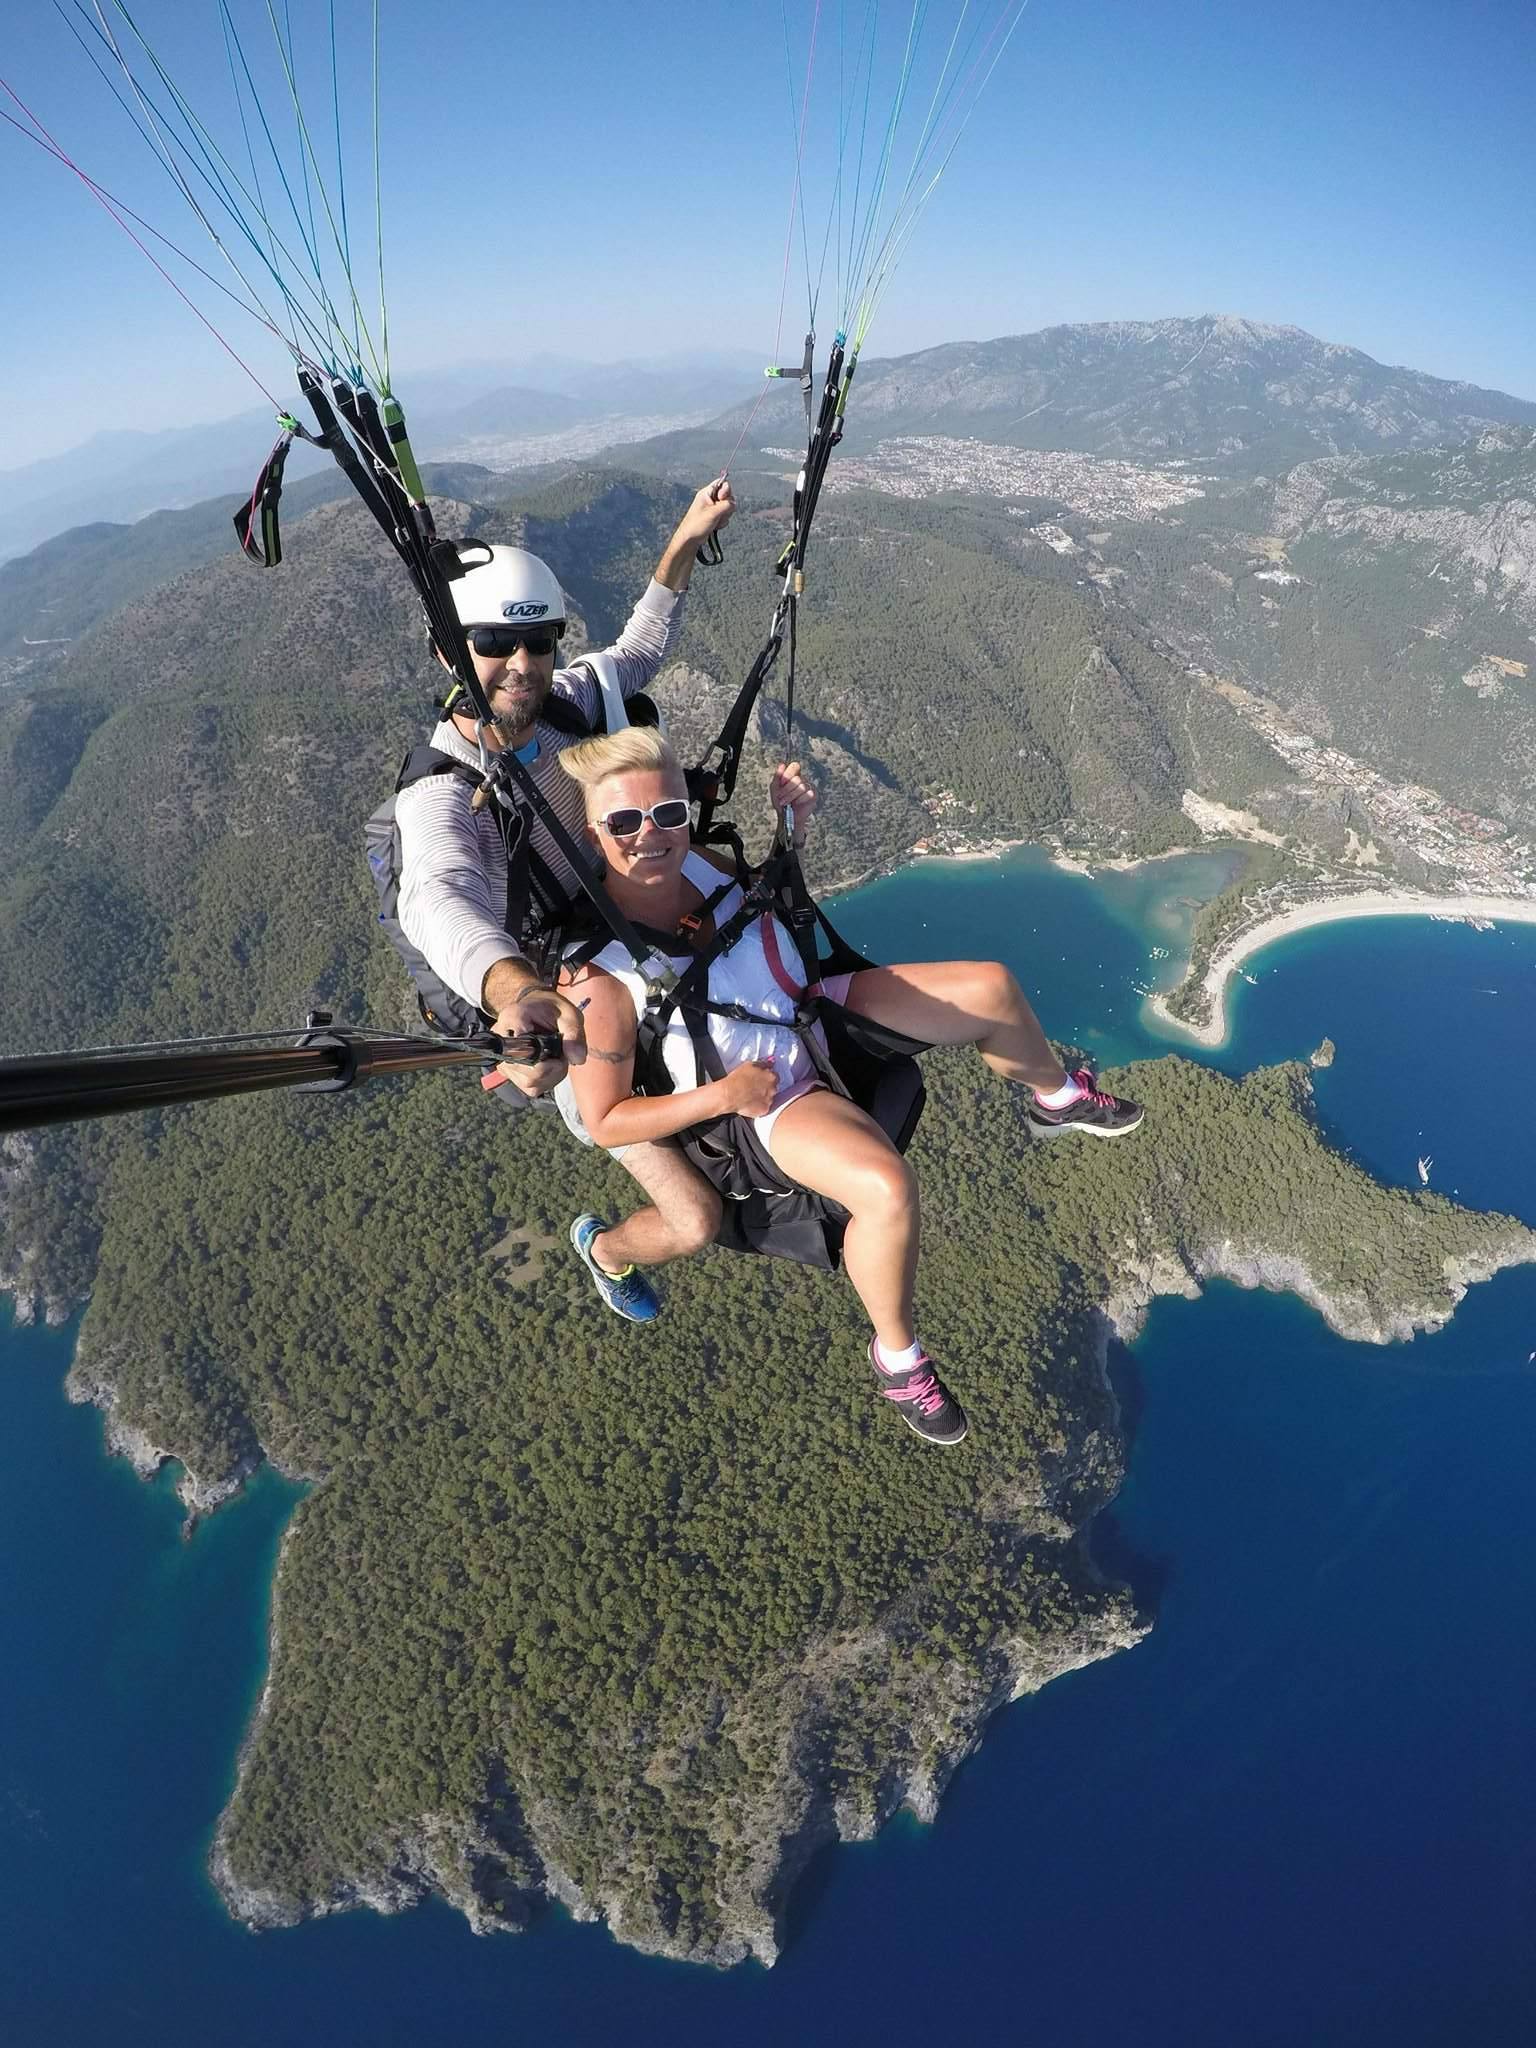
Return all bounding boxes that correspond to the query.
[826,831,1193,898]
[1147,890,1536,1050]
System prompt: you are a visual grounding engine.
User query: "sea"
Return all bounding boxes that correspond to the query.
[5,846,1536,2047]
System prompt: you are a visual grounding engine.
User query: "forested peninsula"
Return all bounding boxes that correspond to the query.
[4,463,1536,1963]
[6,1051,1530,1965]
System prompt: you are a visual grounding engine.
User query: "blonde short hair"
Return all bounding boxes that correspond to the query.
[558,725,685,804]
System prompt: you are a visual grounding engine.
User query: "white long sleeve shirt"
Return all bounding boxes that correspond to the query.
[395,578,684,1012]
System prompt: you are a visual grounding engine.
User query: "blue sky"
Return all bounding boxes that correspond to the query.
[2,0,1533,468]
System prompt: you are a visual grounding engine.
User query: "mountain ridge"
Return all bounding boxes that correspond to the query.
[626,313,1536,482]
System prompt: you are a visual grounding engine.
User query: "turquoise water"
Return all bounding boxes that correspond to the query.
[5,851,1536,2046]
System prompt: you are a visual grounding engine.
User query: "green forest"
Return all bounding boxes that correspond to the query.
[23,1044,1529,1959]
[3,462,1533,1960]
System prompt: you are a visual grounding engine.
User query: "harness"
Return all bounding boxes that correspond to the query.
[366,682,663,1047]
[565,835,927,1273]
[360,333,924,1257]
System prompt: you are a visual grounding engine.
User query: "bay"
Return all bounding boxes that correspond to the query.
[4,849,1536,2046]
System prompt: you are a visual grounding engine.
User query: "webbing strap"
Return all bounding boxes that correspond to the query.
[690,340,848,836]
[233,429,294,567]
[759,913,802,1002]
[299,368,402,558]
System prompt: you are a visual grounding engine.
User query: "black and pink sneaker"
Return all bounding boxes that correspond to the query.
[869,1342,969,1446]
[1027,1066,1143,1139]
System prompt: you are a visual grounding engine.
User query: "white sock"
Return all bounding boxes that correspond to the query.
[1034,1074,1085,1109]
[875,1337,923,1373]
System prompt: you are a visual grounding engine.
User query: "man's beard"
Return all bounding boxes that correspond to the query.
[490,677,548,738]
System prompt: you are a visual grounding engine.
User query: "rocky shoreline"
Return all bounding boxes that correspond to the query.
[199,1214,1536,1966]
[1105,1234,1536,1349]
[206,1357,1143,1966]
[64,1341,261,1516]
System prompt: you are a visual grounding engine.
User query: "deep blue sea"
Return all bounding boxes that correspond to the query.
[6,847,1536,2047]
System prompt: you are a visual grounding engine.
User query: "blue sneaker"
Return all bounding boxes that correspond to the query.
[569,1213,661,1323]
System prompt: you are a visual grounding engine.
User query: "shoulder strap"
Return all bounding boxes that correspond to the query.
[391,741,544,958]
[395,743,478,795]
[579,651,629,737]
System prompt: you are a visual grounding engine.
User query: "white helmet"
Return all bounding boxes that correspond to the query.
[449,542,566,629]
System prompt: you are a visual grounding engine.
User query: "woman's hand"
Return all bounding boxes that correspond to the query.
[769,760,817,846]
[718,1058,780,1117]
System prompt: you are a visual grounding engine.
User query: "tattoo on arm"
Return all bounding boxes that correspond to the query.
[585,1043,630,1065]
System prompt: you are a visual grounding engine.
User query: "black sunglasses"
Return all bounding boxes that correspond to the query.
[598,799,691,838]
[469,623,564,658]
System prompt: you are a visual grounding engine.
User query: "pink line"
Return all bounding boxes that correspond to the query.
[0,71,284,409]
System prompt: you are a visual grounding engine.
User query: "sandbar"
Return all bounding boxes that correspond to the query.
[1147,890,1536,1049]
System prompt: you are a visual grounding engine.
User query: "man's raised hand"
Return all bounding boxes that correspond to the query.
[684,476,736,545]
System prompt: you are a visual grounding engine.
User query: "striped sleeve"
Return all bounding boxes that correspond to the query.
[553,577,686,723]
[395,775,520,1011]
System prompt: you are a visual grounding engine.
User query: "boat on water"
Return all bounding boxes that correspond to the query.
[1418,1156,1433,1185]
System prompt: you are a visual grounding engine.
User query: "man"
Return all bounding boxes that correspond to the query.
[396,481,733,1323]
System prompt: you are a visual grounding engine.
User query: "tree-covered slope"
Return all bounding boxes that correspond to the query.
[3,431,1534,1967]
[44,1049,1534,1964]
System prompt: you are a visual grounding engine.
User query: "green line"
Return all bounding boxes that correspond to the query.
[840,0,879,330]
[281,0,321,321]
[264,0,385,388]
[329,0,359,369]
[219,1,303,356]
[373,0,388,390]
[853,0,990,309]
[98,0,352,369]
[780,1,816,331]
[109,0,352,367]
[853,0,1033,344]
[843,0,927,324]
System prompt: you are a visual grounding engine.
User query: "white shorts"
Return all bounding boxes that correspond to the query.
[751,971,856,1147]
[556,971,860,1157]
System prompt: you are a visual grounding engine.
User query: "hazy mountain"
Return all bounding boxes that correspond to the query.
[0,463,505,685]
[421,385,604,439]
[1,352,763,565]
[0,411,334,567]
[627,315,1536,482]
[452,349,763,412]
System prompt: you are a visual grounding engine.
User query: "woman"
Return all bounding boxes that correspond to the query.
[557,729,1143,1446]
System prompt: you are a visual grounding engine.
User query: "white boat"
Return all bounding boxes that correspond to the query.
[1417,1156,1432,1186]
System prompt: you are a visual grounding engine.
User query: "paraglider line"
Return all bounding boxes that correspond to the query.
[0,72,283,407]
[0,102,300,350]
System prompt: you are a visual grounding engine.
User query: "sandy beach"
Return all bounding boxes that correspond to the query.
[1147,890,1536,1050]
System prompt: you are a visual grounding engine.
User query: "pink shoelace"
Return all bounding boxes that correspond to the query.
[1068,1067,1118,1110]
[880,1358,947,1417]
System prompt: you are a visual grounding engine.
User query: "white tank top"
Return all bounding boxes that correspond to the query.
[579,852,822,1104]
